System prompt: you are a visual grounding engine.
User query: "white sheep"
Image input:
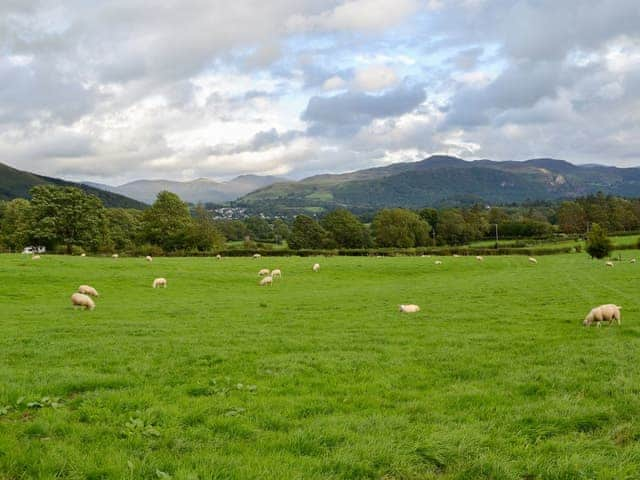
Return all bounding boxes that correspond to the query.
[152,277,167,288]
[312,263,320,272]
[71,293,95,310]
[476,255,484,261]
[434,260,442,265]
[78,285,99,297]
[453,254,460,258]
[630,258,636,264]
[605,261,614,267]
[253,253,261,259]
[145,255,153,262]
[399,304,420,313]
[32,255,41,260]
[112,254,119,259]
[258,268,270,276]
[583,304,622,327]
[80,253,86,257]
[528,257,538,264]
[216,254,222,260]
[271,269,282,278]
[259,275,273,286]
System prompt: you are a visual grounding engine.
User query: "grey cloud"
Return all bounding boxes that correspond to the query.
[449,47,484,71]
[302,83,426,136]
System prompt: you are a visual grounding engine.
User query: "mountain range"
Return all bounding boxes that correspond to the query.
[84,175,288,205]
[4,156,640,214]
[235,156,640,213]
[0,162,146,209]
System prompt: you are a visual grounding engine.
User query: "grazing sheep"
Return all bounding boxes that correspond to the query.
[258,268,270,276]
[32,255,41,260]
[80,253,86,257]
[476,255,484,261]
[434,260,442,265]
[152,277,167,288]
[253,253,261,259]
[630,258,636,264]
[146,255,153,262]
[259,275,273,286]
[78,285,99,297]
[112,254,119,259]
[583,304,622,327]
[312,263,320,272]
[399,304,420,313]
[216,254,222,260]
[71,293,95,310]
[605,261,614,267]
[528,257,538,264]
[271,269,282,278]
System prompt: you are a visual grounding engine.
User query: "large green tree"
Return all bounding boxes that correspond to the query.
[245,216,273,241]
[288,215,330,249]
[372,208,431,248]
[29,185,106,253]
[586,223,612,259]
[105,208,143,251]
[141,191,193,251]
[188,205,225,251]
[0,198,32,251]
[321,208,370,248]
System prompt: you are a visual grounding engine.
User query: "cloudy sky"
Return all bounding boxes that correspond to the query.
[1,1,640,184]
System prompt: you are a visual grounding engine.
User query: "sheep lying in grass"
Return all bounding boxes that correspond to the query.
[112,254,119,259]
[32,255,41,260]
[605,261,614,267]
[399,304,420,313]
[258,268,270,276]
[71,293,95,310]
[453,254,460,258]
[145,256,153,262]
[312,263,320,272]
[528,257,538,264]
[259,275,273,286]
[80,253,86,257]
[476,255,484,261]
[153,278,167,288]
[630,258,636,264]
[434,260,442,265]
[78,285,99,297]
[271,269,282,278]
[583,304,622,327]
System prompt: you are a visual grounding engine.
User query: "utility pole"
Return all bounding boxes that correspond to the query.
[494,223,499,249]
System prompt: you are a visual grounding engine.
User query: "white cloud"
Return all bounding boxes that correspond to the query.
[353,64,399,91]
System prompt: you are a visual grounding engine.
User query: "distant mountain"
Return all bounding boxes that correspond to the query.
[236,156,640,213]
[0,162,146,209]
[89,175,288,204]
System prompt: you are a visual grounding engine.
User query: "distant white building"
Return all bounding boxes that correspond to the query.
[22,246,46,254]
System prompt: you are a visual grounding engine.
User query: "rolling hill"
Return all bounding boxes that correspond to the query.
[85,174,288,204]
[0,162,147,209]
[236,156,640,213]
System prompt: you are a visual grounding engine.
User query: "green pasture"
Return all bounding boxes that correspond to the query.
[1,252,640,479]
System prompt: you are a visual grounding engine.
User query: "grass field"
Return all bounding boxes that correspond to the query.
[2,252,640,479]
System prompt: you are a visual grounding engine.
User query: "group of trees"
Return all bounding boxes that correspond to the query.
[0,186,224,254]
[0,186,636,254]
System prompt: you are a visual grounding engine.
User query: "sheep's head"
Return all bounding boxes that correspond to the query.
[583,313,593,326]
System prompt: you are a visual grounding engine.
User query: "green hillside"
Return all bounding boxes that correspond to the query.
[0,163,147,209]
[237,156,640,214]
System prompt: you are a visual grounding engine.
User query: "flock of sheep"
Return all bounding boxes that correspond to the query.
[61,252,626,327]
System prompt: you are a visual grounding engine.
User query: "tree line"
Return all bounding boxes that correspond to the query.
[1,186,638,254]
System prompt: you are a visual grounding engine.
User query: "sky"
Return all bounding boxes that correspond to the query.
[1,0,640,185]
